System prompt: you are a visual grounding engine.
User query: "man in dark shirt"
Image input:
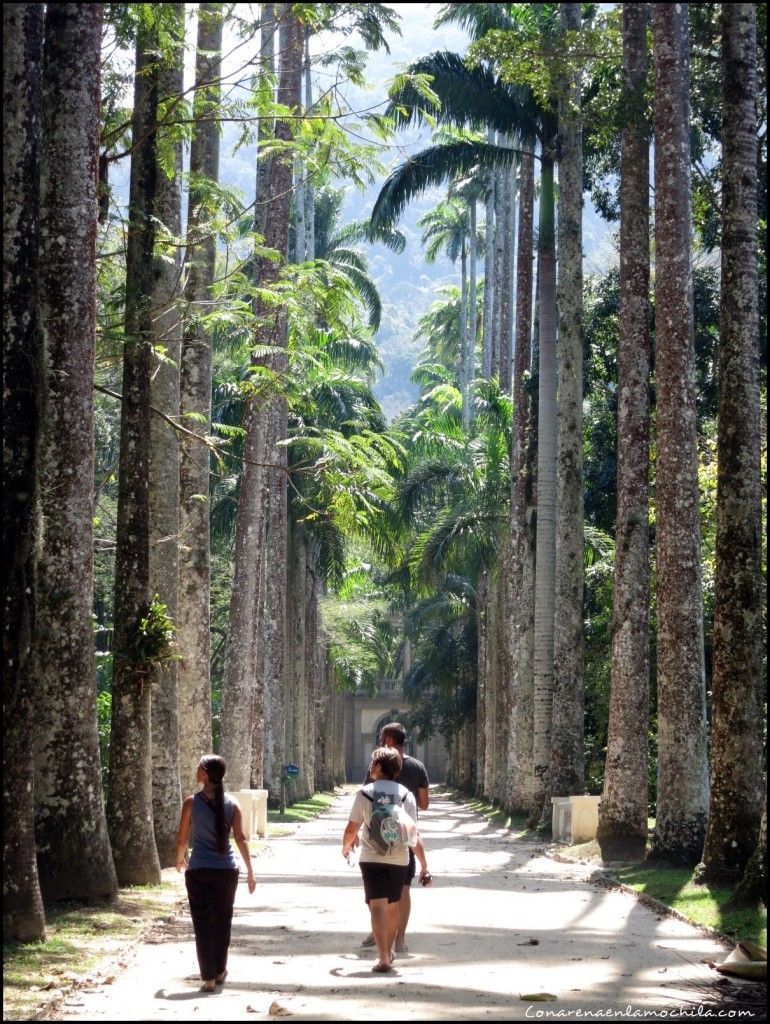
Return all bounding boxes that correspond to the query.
[360,722,430,953]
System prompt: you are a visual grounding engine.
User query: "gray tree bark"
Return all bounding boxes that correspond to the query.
[491,153,507,379]
[597,3,651,862]
[482,571,498,798]
[475,571,488,797]
[650,3,710,865]
[257,5,302,803]
[287,523,308,800]
[107,20,163,885]
[700,2,763,883]
[482,128,496,380]
[506,146,536,815]
[2,0,47,941]
[149,1,184,867]
[177,3,222,794]
[548,2,585,813]
[530,116,558,824]
[218,1,279,791]
[499,140,516,396]
[33,2,117,902]
[304,28,315,261]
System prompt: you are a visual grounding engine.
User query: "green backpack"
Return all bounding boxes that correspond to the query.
[362,786,417,855]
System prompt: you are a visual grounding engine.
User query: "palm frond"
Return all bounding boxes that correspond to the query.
[386,51,538,140]
[371,140,517,229]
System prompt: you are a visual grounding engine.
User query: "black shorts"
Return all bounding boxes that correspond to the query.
[360,861,408,904]
[404,848,416,887]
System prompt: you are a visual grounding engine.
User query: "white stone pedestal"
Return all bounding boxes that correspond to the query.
[551,797,572,842]
[569,795,602,843]
[551,794,602,844]
[231,788,268,839]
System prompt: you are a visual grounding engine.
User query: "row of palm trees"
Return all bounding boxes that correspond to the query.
[362,1,764,892]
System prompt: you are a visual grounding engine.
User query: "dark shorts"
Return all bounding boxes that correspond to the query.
[404,848,416,887]
[360,861,408,904]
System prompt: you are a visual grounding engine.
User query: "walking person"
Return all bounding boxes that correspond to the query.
[175,754,256,992]
[342,746,430,973]
[360,722,431,953]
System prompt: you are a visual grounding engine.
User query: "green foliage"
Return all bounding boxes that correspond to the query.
[113,596,178,681]
[96,691,112,791]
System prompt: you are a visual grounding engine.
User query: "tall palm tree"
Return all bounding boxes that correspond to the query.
[650,3,709,865]
[700,2,763,883]
[597,3,651,862]
[369,20,565,813]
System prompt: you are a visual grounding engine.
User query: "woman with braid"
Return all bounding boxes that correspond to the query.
[175,755,256,992]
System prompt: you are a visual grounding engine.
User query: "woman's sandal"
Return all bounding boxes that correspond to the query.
[201,980,216,993]
[215,969,228,986]
[372,962,393,973]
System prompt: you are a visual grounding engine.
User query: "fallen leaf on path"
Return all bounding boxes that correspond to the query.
[246,1005,259,1014]
[520,993,557,1001]
[269,1000,293,1016]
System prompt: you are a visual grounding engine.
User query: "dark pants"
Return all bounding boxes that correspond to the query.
[185,868,239,981]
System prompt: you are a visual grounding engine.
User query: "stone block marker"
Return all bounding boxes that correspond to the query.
[231,789,269,838]
[551,795,602,844]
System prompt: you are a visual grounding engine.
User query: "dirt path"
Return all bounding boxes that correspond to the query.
[49,790,737,1021]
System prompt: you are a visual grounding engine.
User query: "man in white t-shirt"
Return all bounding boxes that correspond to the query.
[342,747,429,972]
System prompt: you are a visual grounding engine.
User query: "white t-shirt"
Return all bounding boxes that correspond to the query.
[349,780,417,866]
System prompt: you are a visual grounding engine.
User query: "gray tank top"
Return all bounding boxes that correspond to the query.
[188,792,237,870]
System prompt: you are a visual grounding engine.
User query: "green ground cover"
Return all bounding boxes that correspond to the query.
[3,882,185,1021]
[614,864,768,948]
[440,787,538,840]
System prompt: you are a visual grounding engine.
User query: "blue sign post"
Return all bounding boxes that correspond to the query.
[280,763,301,813]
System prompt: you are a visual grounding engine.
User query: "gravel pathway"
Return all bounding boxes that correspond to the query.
[50,789,739,1021]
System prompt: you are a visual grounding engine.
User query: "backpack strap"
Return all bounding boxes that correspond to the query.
[361,790,374,804]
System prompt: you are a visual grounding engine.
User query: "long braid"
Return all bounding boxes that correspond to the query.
[200,755,230,854]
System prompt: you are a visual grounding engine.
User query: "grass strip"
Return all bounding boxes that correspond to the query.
[613,864,768,947]
[3,881,185,1022]
[439,786,538,839]
[267,791,336,829]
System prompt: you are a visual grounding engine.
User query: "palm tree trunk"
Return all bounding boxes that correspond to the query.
[700,2,763,883]
[733,780,767,904]
[108,19,163,884]
[304,542,320,795]
[304,27,315,260]
[507,146,536,815]
[33,1,117,901]
[475,571,488,797]
[597,3,651,862]
[492,569,509,804]
[262,6,303,803]
[499,138,516,396]
[483,569,498,798]
[491,154,507,379]
[219,1,281,790]
[3,1,47,941]
[482,127,495,380]
[548,2,585,812]
[467,196,478,419]
[149,1,184,867]
[650,4,709,865]
[178,3,222,793]
[288,523,308,800]
[530,118,558,825]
